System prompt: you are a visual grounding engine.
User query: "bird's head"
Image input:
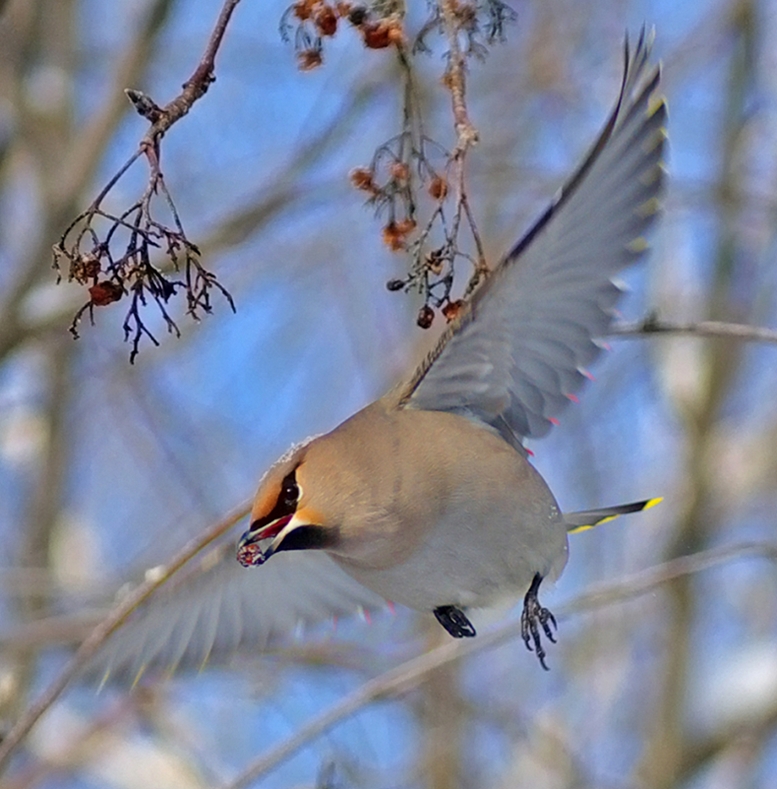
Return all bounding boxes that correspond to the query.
[237,439,340,567]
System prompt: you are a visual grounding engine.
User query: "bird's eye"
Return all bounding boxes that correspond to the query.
[281,475,299,508]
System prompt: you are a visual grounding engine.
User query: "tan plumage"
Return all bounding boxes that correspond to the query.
[92,29,667,679]
[244,402,567,610]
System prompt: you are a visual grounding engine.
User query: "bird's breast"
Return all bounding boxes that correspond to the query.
[333,491,567,611]
[323,407,569,611]
[303,403,566,610]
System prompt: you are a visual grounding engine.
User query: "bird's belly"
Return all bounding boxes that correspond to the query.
[332,503,568,612]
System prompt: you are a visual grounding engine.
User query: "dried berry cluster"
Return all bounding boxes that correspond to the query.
[350,135,448,242]
[275,2,515,331]
[54,197,234,363]
[350,129,486,331]
[281,1,406,70]
[299,1,515,331]
[386,245,468,329]
[415,0,517,58]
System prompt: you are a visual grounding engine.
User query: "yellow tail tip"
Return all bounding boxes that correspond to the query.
[567,496,663,534]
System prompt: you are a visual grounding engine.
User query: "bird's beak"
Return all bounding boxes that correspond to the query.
[237,509,330,567]
[237,514,293,567]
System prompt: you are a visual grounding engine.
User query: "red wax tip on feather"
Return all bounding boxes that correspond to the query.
[581,368,595,381]
[386,601,396,615]
[363,608,372,625]
[525,447,535,457]
[548,417,560,426]
[602,342,613,352]
[565,393,580,403]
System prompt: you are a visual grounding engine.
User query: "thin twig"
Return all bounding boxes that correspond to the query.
[438,0,479,153]
[611,316,777,345]
[438,0,486,292]
[222,541,777,789]
[0,501,251,775]
[53,0,178,205]
[139,0,242,149]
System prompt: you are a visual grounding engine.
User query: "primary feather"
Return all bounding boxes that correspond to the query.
[403,28,666,449]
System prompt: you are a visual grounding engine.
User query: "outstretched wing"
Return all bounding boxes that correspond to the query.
[402,29,667,446]
[88,544,389,682]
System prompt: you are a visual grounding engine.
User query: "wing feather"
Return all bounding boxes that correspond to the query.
[401,28,667,448]
[89,544,388,682]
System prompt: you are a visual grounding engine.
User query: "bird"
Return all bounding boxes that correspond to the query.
[91,28,667,681]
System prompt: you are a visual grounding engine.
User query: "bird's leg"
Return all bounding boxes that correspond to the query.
[434,605,477,638]
[521,573,557,670]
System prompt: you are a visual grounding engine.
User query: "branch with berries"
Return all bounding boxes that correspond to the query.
[341,1,511,329]
[53,0,516,358]
[53,0,242,362]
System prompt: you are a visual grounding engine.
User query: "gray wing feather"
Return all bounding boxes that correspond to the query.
[89,545,388,682]
[403,29,666,447]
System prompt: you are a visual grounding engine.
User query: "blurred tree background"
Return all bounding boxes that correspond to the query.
[2,0,777,787]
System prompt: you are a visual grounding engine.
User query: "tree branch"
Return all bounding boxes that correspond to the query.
[222,541,777,789]
[53,0,178,205]
[137,0,242,149]
[438,0,478,151]
[611,316,777,345]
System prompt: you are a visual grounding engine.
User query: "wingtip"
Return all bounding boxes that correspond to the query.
[629,24,655,60]
[131,664,147,689]
[649,93,667,119]
[626,236,649,253]
[97,669,111,694]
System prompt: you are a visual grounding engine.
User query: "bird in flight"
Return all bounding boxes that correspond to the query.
[94,28,667,680]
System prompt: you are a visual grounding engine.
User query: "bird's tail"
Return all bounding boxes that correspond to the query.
[564,498,662,534]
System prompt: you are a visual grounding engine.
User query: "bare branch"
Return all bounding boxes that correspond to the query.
[52,0,178,205]
[611,316,777,345]
[137,0,242,147]
[223,541,777,789]
[439,0,479,153]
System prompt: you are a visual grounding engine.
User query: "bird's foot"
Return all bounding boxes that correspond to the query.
[521,573,557,670]
[434,605,476,638]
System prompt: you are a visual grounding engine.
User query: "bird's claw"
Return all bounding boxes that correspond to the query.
[521,574,557,670]
[434,605,477,638]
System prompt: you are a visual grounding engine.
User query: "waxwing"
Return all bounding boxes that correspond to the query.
[93,29,666,679]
